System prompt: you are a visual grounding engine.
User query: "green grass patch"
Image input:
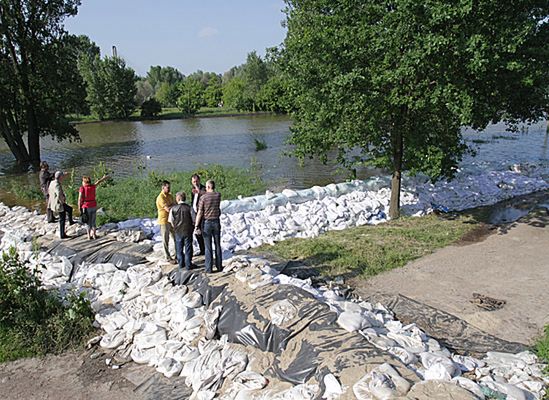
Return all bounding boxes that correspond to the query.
[254,214,477,278]
[0,248,95,362]
[90,164,264,224]
[535,325,549,376]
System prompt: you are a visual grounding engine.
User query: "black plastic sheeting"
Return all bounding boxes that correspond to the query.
[169,269,409,390]
[46,235,153,277]
[367,293,527,357]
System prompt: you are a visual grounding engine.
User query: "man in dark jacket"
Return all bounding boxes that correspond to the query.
[39,161,55,223]
[168,191,194,270]
[190,174,206,256]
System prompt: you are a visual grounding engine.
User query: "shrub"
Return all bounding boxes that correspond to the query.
[0,248,95,361]
[140,98,162,118]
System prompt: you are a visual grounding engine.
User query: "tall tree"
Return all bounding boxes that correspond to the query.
[204,75,223,108]
[0,0,81,166]
[283,0,549,218]
[146,65,183,91]
[80,55,137,120]
[177,78,204,115]
[241,51,269,111]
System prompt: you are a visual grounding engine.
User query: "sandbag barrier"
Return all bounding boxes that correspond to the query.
[129,163,548,255]
[0,202,547,399]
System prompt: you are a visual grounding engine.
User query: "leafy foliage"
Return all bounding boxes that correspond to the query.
[0,248,95,361]
[140,98,162,118]
[79,55,137,120]
[282,0,549,218]
[0,0,83,165]
[177,78,205,115]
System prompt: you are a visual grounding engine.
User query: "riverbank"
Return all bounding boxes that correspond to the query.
[68,107,276,125]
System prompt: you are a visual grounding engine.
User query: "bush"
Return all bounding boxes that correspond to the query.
[0,248,95,361]
[140,98,162,118]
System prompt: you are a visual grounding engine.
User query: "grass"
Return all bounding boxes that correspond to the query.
[82,164,265,224]
[254,214,477,278]
[535,325,549,376]
[68,107,270,123]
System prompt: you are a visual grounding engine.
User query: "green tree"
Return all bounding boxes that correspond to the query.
[0,0,81,166]
[80,55,137,120]
[241,51,269,111]
[283,0,549,218]
[177,78,204,115]
[135,79,154,106]
[155,82,180,107]
[257,75,289,113]
[204,75,223,107]
[223,76,251,111]
[146,65,183,91]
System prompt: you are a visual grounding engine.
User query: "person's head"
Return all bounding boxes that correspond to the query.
[191,174,201,187]
[54,171,64,180]
[206,180,215,191]
[176,191,186,203]
[82,176,91,186]
[40,161,49,171]
[162,180,171,194]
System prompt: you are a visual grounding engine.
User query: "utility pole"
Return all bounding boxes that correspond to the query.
[112,45,117,58]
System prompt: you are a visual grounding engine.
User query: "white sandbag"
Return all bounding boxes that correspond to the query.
[182,291,203,308]
[99,329,126,349]
[233,371,268,390]
[269,300,298,326]
[323,373,344,399]
[337,311,369,332]
[420,352,460,380]
[453,377,486,399]
[156,357,183,378]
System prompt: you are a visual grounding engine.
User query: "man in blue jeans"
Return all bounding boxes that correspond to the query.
[168,192,194,270]
[194,180,222,273]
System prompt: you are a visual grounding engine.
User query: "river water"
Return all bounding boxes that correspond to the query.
[0,114,547,207]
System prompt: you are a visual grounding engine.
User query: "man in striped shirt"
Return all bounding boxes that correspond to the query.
[194,180,222,273]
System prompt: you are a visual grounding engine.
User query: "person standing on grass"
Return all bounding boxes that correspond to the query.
[194,180,222,273]
[78,174,109,240]
[168,191,194,271]
[39,161,55,223]
[48,171,75,239]
[190,173,206,257]
[156,180,176,262]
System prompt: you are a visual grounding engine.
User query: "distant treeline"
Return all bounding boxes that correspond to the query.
[71,35,290,121]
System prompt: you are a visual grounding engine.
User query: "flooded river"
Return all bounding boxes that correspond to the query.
[0,114,547,208]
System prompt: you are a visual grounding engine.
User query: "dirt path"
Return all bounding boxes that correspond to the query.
[354,211,549,345]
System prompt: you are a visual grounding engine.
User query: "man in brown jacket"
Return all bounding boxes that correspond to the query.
[168,192,194,270]
[195,180,222,273]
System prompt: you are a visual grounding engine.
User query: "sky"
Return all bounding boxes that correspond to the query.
[64,0,288,77]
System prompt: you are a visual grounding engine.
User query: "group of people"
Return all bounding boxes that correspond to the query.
[39,163,222,272]
[39,161,109,240]
[156,174,223,274]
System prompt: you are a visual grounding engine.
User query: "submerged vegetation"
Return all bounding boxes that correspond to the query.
[0,248,95,362]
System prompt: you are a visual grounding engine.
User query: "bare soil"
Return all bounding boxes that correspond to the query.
[353,210,549,345]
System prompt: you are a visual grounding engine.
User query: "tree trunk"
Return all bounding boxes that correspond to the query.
[389,129,403,219]
[0,111,30,164]
[26,105,40,166]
